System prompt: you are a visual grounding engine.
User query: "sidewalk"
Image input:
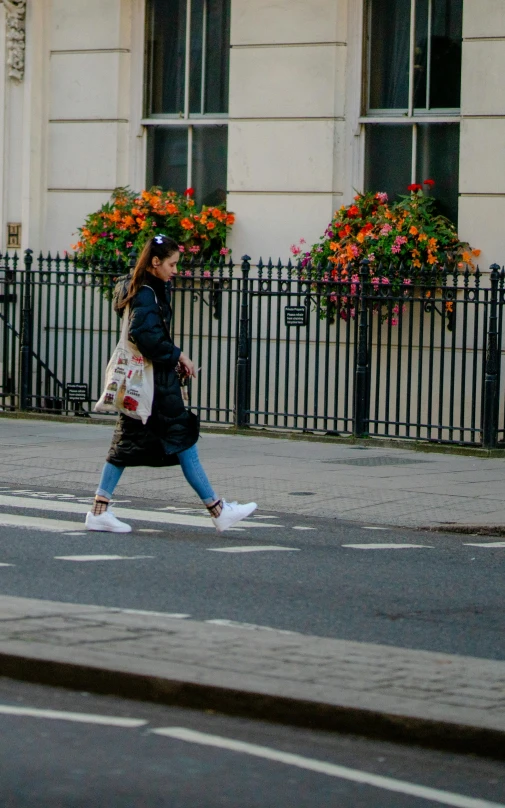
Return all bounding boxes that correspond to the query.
[1,415,505,530]
[0,594,504,757]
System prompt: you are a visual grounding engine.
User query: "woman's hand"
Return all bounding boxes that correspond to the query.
[178,352,197,379]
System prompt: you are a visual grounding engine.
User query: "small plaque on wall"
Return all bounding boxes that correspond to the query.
[7,223,21,249]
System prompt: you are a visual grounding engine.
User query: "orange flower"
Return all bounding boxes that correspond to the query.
[181,218,194,230]
[226,214,235,225]
[165,203,178,215]
[412,259,421,268]
[472,249,481,257]
[329,241,338,251]
[123,215,135,228]
[206,221,216,230]
[409,226,418,236]
[427,254,437,265]
[418,233,427,242]
[211,208,221,218]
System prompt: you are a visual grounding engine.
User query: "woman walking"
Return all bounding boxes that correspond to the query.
[85,235,257,534]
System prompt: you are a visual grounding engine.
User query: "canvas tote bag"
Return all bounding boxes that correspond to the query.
[95,304,154,424]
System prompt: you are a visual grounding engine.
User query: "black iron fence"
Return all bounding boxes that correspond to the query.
[1,249,505,447]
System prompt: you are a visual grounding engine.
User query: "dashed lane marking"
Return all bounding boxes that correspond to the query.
[0,513,86,532]
[292,526,317,531]
[205,619,296,634]
[362,526,388,530]
[54,555,155,562]
[0,494,276,531]
[342,543,433,550]
[0,705,147,728]
[463,542,505,548]
[120,609,190,619]
[0,563,14,567]
[151,728,505,808]
[208,545,300,553]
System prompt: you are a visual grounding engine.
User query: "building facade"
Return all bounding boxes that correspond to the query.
[0,0,503,268]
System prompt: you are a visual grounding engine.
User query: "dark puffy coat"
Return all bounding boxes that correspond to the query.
[106,273,199,467]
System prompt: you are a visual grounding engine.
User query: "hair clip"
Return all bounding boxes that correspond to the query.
[154,234,166,245]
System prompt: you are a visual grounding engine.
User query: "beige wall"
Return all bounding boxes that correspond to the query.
[227,0,349,261]
[0,0,503,267]
[458,0,505,269]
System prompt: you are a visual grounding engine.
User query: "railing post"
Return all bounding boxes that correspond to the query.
[354,259,370,438]
[235,254,250,428]
[482,263,500,449]
[19,248,33,411]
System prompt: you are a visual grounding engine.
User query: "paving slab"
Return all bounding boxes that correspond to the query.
[0,595,504,758]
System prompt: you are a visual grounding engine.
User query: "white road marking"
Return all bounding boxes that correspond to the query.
[0,704,147,728]
[0,494,275,531]
[0,563,14,567]
[208,545,300,553]
[0,513,86,532]
[138,529,162,533]
[150,728,505,808]
[63,532,87,536]
[342,543,432,550]
[54,555,155,562]
[463,542,505,548]
[120,609,190,619]
[363,526,388,530]
[205,619,296,634]
[292,526,316,531]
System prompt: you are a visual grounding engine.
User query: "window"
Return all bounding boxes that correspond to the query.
[144,0,231,206]
[362,0,462,221]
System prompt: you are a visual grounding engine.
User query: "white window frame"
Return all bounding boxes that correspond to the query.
[142,0,229,191]
[360,0,461,186]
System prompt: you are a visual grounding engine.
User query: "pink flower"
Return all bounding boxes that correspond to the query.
[392,305,400,314]
[178,245,185,252]
[300,238,306,244]
[350,244,359,258]
[350,308,356,318]
[403,278,412,285]
[220,247,230,255]
[390,317,399,326]
[203,270,211,277]
[371,276,380,287]
[126,241,133,248]
[381,277,390,285]
[184,270,192,276]
[391,244,401,254]
[290,244,302,255]
[376,192,388,204]
[189,245,200,254]
[395,236,407,246]
[380,224,392,235]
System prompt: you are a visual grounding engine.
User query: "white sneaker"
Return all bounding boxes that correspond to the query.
[85,508,132,533]
[212,500,257,533]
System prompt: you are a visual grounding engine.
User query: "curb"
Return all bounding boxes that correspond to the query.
[1,649,504,760]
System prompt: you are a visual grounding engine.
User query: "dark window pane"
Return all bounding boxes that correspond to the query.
[204,0,231,113]
[369,0,410,109]
[414,0,429,109]
[189,0,204,114]
[365,125,412,201]
[148,0,187,115]
[192,126,228,206]
[147,128,188,194]
[416,123,460,221]
[430,0,462,108]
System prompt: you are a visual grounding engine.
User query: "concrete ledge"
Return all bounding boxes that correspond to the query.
[0,596,504,760]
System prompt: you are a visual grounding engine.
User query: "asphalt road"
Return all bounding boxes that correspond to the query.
[0,678,504,808]
[0,484,504,660]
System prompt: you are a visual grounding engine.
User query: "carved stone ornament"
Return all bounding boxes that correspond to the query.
[1,0,26,80]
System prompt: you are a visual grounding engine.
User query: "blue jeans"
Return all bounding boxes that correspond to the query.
[95,444,218,505]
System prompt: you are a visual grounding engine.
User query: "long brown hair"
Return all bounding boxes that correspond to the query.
[117,235,180,309]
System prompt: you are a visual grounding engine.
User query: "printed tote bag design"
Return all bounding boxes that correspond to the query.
[95,304,154,424]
